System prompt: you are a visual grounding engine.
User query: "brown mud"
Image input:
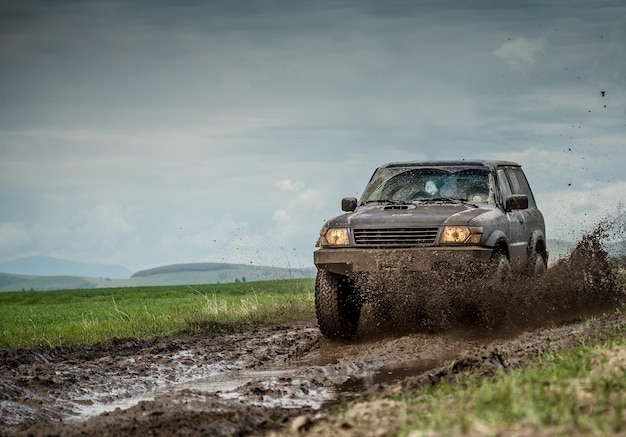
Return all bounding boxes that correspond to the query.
[357,221,625,336]
[1,223,625,436]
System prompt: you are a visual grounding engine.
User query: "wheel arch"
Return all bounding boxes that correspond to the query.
[485,230,509,259]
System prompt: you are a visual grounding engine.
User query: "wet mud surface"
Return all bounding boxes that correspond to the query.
[1,311,623,437]
[1,227,625,436]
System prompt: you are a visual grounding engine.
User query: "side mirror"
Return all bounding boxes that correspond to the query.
[505,194,528,211]
[341,197,358,212]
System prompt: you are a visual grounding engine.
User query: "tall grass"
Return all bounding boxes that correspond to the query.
[0,279,314,349]
[182,280,315,333]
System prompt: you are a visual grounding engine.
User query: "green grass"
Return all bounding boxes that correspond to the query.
[0,278,314,349]
[392,312,626,436]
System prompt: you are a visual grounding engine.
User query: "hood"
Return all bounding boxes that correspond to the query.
[330,204,492,228]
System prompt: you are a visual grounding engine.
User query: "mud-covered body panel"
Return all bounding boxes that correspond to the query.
[341,204,488,227]
[314,246,493,275]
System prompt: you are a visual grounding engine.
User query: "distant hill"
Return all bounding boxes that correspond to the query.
[0,261,316,292]
[129,262,316,286]
[0,256,132,279]
[0,273,99,292]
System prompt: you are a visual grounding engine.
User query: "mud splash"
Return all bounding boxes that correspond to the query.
[355,218,626,336]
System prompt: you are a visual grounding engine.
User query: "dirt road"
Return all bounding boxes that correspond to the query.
[1,308,624,436]
[1,230,625,436]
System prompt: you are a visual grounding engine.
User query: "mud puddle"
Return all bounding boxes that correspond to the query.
[70,368,301,421]
[67,349,418,422]
[334,356,452,397]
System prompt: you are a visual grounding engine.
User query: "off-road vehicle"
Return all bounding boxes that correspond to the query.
[314,160,548,339]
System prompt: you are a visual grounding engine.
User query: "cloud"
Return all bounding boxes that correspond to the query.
[299,188,324,205]
[86,201,133,232]
[273,181,325,224]
[275,180,325,206]
[0,223,29,256]
[5,201,139,266]
[273,209,289,221]
[276,179,305,192]
[494,37,545,71]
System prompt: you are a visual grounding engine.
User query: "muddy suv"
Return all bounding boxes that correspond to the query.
[314,160,548,339]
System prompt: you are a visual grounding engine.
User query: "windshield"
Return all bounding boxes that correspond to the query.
[360,167,495,204]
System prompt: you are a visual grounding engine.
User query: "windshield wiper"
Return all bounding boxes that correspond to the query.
[365,199,412,205]
[425,197,479,208]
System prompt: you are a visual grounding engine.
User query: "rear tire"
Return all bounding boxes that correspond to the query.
[531,251,547,277]
[315,269,361,340]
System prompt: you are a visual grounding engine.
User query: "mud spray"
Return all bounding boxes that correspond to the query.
[355,213,626,337]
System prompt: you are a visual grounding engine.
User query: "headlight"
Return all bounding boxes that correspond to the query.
[319,227,350,246]
[441,226,483,244]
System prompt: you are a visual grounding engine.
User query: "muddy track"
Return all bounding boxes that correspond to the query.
[2,229,625,436]
[1,309,624,437]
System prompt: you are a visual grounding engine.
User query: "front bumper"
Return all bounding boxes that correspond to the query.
[314,246,493,276]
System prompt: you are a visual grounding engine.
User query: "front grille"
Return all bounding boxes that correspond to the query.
[353,227,439,247]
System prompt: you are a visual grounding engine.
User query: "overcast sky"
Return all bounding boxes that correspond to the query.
[1,0,625,272]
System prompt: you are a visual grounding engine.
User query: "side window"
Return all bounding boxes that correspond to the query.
[505,168,536,208]
[497,169,512,203]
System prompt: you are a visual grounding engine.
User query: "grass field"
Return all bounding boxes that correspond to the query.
[0,278,314,349]
[393,314,626,435]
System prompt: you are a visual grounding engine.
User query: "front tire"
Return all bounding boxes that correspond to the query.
[492,252,512,282]
[315,269,361,340]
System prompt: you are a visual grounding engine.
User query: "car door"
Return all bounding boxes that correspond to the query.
[506,166,543,247]
[497,168,528,267]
